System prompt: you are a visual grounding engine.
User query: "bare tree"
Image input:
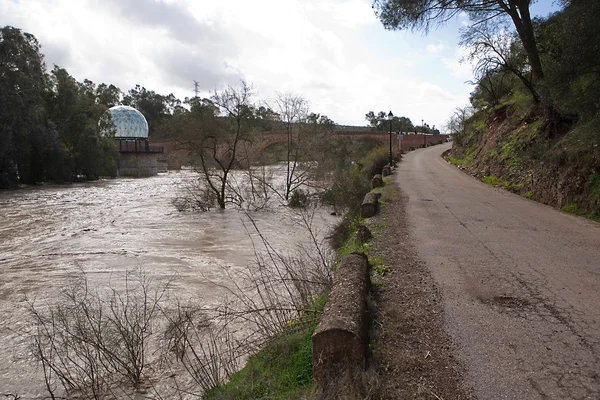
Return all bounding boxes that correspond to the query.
[273,92,311,201]
[445,106,474,145]
[177,81,256,210]
[28,269,169,399]
[461,21,540,103]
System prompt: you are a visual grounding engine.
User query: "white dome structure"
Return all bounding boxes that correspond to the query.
[101,105,149,139]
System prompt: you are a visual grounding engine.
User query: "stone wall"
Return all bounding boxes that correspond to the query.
[118,153,159,177]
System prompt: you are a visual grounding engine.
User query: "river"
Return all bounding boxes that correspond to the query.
[0,170,337,398]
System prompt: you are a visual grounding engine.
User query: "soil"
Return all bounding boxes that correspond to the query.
[366,181,471,399]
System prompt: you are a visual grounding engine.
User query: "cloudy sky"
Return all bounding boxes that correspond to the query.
[1,0,558,129]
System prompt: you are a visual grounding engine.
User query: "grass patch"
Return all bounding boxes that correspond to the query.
[561,203,600,221]
[562,203,587,215]
[370,255,391,277]
[481,175,524,191]
[336,216,369,261]
[447,155,464,167]
[521,191,534,200]
[481,175,505,186]
[205,296,327,400]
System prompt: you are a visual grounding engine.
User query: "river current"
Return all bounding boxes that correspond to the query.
[0,170,337,398]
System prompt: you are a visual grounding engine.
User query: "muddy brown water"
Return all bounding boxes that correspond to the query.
[0,170,336,398]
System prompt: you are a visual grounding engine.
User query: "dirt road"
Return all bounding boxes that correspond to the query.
[396,143,600,399]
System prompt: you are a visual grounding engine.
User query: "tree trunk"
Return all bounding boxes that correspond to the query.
[506,1,544,81]
[503,0,555,116]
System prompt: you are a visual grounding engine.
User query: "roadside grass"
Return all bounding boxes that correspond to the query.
[481,175,524,192]
[561,203,600,221]
[521,191,534,200]
[336,216,369,261]
[205,295,328,400]
[447,155,464,167]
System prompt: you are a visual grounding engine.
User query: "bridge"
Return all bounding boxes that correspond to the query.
[253,130,449,150]
[152,130,447,150]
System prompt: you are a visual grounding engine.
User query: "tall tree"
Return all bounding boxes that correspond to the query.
[0,26,47,187]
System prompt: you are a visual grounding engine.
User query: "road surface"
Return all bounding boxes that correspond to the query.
[396,143,600,399]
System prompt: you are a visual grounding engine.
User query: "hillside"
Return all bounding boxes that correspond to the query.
[448,96,600,219]
[446,0,600,220]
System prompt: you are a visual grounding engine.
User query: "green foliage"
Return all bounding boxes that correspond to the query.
[545,116,600,165]
[562,203,585,215]
[321,166,371,215]
[498,120,541,169]
[481,175,502,186]
[205,295,327,400]
[359,146,391,178]
[0,26,47,187]
[447,156,463,167]
[0,26,123,186]
[370,256,391,277]
[365,111,416,132]
[336,216,370,261]
[539,0,600,119]
[587,174,600,205]
[521,191,534,200]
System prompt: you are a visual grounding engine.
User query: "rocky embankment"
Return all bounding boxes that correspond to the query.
[449,105,600,218]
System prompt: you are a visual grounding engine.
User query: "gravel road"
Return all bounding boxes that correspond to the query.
[396,142,600,400]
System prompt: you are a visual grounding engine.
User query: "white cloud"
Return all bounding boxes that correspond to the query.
[0,0,474,128]
[426,43,445,53]
[442,46,474,81]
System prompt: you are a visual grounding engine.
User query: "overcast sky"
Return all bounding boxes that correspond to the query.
[1,0,559,129]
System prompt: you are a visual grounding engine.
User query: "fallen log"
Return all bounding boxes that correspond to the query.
[371,174,383,189]
[361,192,379,218]
[312,251,370,385]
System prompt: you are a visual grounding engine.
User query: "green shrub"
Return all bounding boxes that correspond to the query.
[521,191,534,199]
[359,146,390,178]
[562,203,585,215]
[321,167,370,215]
[288,188,309,208]
[482,175,502,185]
[447,155,464,167]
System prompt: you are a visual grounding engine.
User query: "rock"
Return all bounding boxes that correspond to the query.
[361,192,379,218]
[371,174,383,189]
[382,166,391,177]
[312,252,370,385]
